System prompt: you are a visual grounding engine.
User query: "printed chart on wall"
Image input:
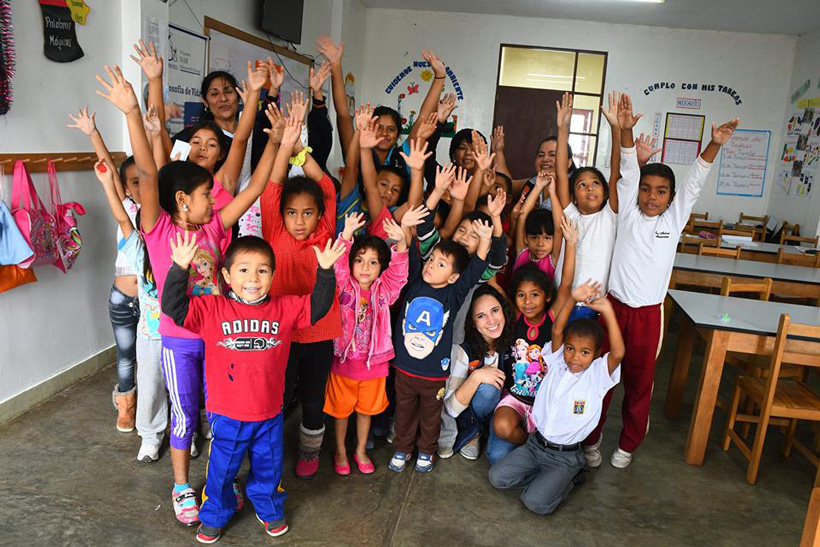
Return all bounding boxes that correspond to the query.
[716,129,770,197]
[205,17,311,110]
[776,107,819,197]
[662,113,705,165]
[166,24,208,137]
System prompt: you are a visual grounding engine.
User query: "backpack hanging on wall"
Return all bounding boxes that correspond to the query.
[48,160,85,271]
[0,164,37,292]
[11,160,62,270]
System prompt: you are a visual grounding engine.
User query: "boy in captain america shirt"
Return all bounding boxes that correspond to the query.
[161,232,344,544]
[389,218,493,474]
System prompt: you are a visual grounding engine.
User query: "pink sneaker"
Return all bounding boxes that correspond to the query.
[354,453,375,474]
[334,454,351,476]
[172,488,200,526]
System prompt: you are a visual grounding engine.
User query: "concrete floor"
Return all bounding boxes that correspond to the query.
[1,325,813,547]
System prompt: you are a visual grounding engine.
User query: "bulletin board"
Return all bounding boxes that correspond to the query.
[203,17,312,103]
[662,112,705,165]
[715,129,771,197]
[775,106,820,198]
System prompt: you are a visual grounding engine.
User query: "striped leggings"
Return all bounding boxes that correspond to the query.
[160,335,205,450]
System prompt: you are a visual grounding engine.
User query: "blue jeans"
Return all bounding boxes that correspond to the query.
[109,285,139,392]
[487,426,519,466]
[471,382,501,421]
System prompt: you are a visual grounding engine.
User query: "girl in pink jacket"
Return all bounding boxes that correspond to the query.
[324,209,425,476]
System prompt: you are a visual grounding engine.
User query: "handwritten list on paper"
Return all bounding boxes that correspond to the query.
[716,130,771,197]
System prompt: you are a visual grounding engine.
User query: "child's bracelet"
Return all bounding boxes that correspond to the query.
[289,146,313,167]
[434,76,446,80]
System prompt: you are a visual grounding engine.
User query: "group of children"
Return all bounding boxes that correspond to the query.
[75,36,740,543]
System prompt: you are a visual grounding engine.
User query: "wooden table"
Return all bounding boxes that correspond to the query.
[671,253,820,299]
[664,290,820,465]
[679,237,803,263]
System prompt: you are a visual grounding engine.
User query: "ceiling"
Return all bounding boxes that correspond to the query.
[361,0,820,35]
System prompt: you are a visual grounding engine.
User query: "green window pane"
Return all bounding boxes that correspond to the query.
[575,53,605,94]
[499,47,575,91]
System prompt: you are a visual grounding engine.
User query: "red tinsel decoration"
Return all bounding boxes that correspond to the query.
[0,0,15,114]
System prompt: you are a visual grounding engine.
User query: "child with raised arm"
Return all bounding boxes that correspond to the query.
[96,63,281,525]
[92,159,168,463]
[513,169,564,278]
[489,281,624,515]
[388,216,494,474]
[161,232,343,544]
[583,93,739,470]
[324,209,425,475]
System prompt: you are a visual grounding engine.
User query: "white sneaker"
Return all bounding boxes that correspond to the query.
[583,434,603,468]
[437,445,454,459]
[137,442,160,463]
[610,448,633,469]
[190,433,200,459]
[459,435,480,461]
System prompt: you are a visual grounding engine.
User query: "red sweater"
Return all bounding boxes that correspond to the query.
[184,294,312,421]
[260,173,342,343]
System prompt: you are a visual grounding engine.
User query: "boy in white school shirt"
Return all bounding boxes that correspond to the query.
[488,281,624,515]
[582,93,740,469]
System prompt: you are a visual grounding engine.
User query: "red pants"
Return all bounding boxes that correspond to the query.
[583,295,662,453]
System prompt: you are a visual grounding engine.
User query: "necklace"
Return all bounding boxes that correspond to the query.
[523,314,546,340]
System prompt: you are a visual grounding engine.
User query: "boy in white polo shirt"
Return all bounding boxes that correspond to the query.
[488,281,624,515]
[582,93,739,469]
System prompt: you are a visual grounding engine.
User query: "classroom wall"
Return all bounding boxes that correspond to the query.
[0,0,125,405]
[359,9,797,223]
[766,26,820,237]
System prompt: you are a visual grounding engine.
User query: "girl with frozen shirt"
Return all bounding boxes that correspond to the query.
[324,211,424,476]
[96,63,281,526]
[582,93,739,470]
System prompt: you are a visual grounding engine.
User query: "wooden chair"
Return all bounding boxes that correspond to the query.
[678,233,702,254]
[782,233,820,248]
[699,242,740,259]
[737,213,768,241]
[723,314,820,485]
[720,277,772,301]
[692,219,723,239]
[779,221,801,243]
[684,212,709,234]
[778,248,820,268]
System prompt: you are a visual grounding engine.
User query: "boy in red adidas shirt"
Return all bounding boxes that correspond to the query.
[161,232,344,544]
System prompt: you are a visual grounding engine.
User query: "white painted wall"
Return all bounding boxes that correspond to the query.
[0,0,124,404]
[360,9,796,222]
[767,27,820,237]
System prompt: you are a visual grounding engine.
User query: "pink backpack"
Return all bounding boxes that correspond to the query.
[11,160,62,270]
[48,161,86,271]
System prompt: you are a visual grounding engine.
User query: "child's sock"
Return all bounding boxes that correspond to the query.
[173,482,191,494]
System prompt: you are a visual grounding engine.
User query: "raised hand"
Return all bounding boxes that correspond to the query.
[359,116,382,149]
[535,168,553,190]
[600,91,620,127]
[438,92,457,123]
[571,279,603,304]
[556,92,573,129]
[309,62,332,98]
[382,216,405,242]
[143,104,161,136]
[434,163,456,192]
[93,159,114,186]
[67,106,97,135]
[711,118,740,146]
[449,166,472,201]
[355,103,375,131]
[399,138,433,171]
[265,57,285,91]
[636,133,662,164]
[472,133,495,172]
[491,125,505,153]
[313,237,346,269]
[247,60,269,93]
[421,49,446,78]
[342,212,366,241]
[617,93,642,130]
[286,90,308,123]
[561,217,578,247]
[262,102,285,143]
[472,219,493,241]
[487,189,507,219]
[511,190,527,221]
[281,111,303,146]
[415,112,439,140]
[316,36,344,67]
[587,295,614,314]
[130,40,163,80]
[170,231,199,270]
[96,65,139,115]
[400,204,430,229]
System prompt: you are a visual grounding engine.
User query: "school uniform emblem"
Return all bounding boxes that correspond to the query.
[573,400,586,414]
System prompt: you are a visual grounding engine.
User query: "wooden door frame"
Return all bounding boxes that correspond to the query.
[493,43,609,166]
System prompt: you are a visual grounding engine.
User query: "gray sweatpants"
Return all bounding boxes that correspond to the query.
[488,434,585,515]
[438,408,458,450]
[136,337,168,447]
